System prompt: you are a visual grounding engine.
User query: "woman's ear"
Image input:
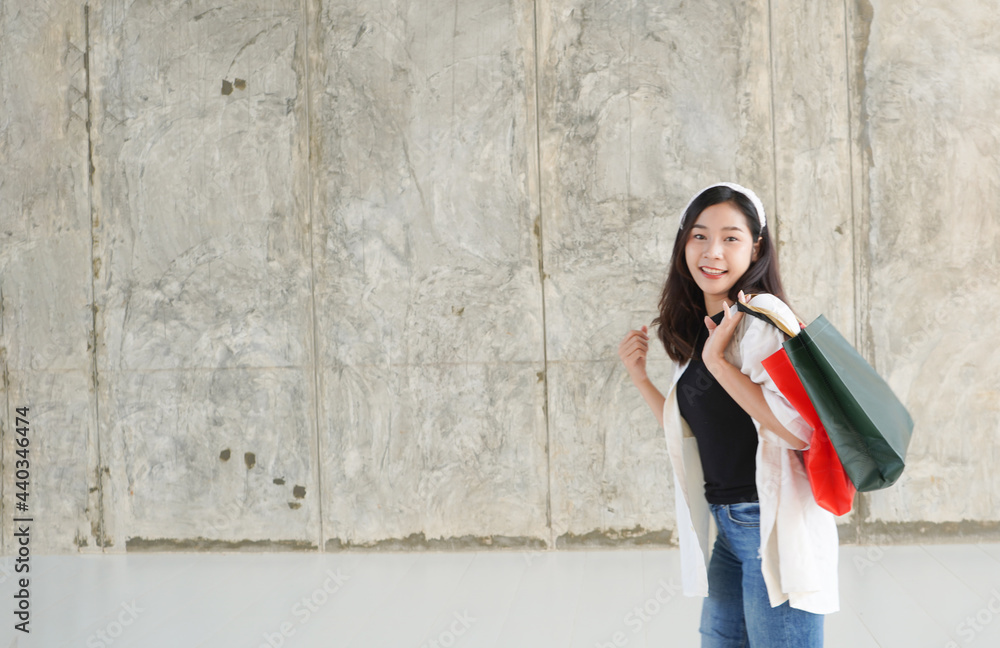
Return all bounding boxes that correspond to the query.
[751,237,762,262]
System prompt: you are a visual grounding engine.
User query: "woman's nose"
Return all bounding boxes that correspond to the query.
[705,239,723,257]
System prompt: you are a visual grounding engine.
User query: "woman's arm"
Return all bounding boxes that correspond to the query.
[618,325,666,427]
[701,294,807,450]
[703,355,806,449]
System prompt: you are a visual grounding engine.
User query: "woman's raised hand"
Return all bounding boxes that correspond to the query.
[618,325,650,385]
[618,324,666,426]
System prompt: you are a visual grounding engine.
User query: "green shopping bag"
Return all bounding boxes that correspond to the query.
[782,315,913,492]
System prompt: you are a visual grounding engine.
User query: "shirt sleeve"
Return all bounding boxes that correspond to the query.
[737,314,814,449]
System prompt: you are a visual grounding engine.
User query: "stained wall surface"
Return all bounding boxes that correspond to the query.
[1,0,998,554]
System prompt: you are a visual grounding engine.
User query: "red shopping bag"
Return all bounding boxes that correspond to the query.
[761,348,856,516]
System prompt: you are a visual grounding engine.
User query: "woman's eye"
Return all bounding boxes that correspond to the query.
[692,233,706,240]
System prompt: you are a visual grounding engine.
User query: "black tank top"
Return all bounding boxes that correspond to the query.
[676,312,759,504]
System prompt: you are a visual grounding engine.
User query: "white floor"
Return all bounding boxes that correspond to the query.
[3,544,1000,647]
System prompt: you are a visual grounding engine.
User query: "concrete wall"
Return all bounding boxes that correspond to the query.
[1,0,997,554]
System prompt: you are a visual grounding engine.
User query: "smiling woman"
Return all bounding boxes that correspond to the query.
[655,184,787,365]
[617,183,838,648]
[684,202,760,316]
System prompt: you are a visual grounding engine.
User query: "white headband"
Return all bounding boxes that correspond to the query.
[678,182,767,230]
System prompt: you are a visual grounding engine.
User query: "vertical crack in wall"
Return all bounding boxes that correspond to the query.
[530,0,554,549]
[620,0,633,519]
[302,0,325,552]
[83,3,107,549]
[844,0,859,354]
[851,0,874,366]
[626,3,632,226]
[765,0,779,243]
[844,0,875,542]
[842,0,863,541]
[1,284,7,555]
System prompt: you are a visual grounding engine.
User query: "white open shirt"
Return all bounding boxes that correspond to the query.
[661,293,840,614]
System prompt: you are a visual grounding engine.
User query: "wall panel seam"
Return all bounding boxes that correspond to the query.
[1,284,6,554]
[844,0,859,352]
[303,0,324,552]
[843,0,870,541]
[530,0,554,548]
[766,0,779,242]
[83,2,107,550]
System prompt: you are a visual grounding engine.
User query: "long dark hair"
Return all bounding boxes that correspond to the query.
[653,185,788,363]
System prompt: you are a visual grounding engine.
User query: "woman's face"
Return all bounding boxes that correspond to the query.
[684,201,760,313]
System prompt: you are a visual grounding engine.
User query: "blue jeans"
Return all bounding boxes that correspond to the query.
[700,502,824,648]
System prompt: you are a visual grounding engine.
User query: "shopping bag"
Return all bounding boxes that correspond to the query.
[740,300,914,493]
[761,348,856,515]
[782,315,912,491]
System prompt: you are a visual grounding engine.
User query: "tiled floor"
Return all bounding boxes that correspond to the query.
[3,544,1000,647]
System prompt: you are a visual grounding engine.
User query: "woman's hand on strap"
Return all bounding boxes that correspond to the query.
[701,291,748,372]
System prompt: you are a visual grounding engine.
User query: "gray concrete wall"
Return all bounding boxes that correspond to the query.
[1,0,997,554]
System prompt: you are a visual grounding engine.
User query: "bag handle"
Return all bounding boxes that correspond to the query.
[736,302,778,327]
[735,295,802,337]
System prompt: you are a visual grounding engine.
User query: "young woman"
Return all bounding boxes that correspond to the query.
[618,183,839,647]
